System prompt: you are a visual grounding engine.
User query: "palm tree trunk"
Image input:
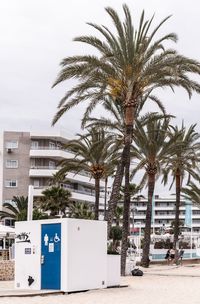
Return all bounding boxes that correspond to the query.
[94,178,100,220]
[120,101,136,275]
[104,177,108,220]
[174,169,181,249]
[121,137,132,275]
[141,172,155,267]
[106,100,137,237]
[106,150,125,236]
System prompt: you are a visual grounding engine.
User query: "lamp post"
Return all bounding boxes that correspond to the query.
[101,178,111,220]
[27,185,34,221]
[190,225,193,259]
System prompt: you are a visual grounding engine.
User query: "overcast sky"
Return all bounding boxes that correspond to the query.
[1,0,200,195]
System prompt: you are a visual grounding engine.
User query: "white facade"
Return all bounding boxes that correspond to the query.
[0,130,105,217]
[132,196,200,232]
[0,131,4,206]
[15,218,110,292]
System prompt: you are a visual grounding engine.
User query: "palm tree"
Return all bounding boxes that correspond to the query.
[131,115,175,267]
[69,202,94,219]
[49,171,69,187]
[39,186,72,217]
[0,196,48,221]
[114,205,123,227]
[182,182,200,207]
[119,182,142,271]
[0,196,27,221]
[85,101,163,235]
[120,183,142,201]
[52,5,200,275]
[56,128,118,220]
[84,99,125,232]
[162,124,200,250]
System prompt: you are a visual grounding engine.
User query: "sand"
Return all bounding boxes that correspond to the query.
[1,264,200,304]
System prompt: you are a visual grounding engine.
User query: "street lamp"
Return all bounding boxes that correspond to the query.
[27,185,34,221]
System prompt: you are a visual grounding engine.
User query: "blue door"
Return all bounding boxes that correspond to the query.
[41,223,61,289]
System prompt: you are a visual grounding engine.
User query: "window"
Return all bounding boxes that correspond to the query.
[6,160,18,168]
[4,219,15,227]
[49,161,55,169]
[31,141,39,149]
[33,180,40,187]
[49,141,55,149]
[5,140,18,149]
[5,180,17,188]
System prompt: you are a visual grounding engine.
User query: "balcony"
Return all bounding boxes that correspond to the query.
[32,186,105,205]
[30,146,73,159]
[29,166,104,187]
[134,205,200,212]
[29,166,61,177]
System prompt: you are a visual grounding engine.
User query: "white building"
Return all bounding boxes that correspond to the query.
[132,195,200,233]
[0,130,105,225]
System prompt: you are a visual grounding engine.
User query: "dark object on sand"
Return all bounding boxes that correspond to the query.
[131,268,143,276]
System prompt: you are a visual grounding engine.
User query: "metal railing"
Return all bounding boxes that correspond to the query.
[30,166,61,170]
[30,146,72,153]
[30,166,91,179]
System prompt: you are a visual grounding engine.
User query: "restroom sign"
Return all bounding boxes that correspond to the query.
[54,233,60,243]
[44,234,49,246]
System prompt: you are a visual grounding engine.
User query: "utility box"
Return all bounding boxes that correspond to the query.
[15,218,107,292]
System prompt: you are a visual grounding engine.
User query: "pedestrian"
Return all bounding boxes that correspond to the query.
[169,248,175,265]
[178,247,184,266]
[165,249,170,265]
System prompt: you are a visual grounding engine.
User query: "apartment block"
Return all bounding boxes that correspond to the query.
[132,196,200,233]
[0,130,105,222]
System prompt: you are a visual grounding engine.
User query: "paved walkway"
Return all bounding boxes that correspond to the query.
[0,264,200,303]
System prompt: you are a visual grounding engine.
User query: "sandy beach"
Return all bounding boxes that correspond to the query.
[1,264,200,304]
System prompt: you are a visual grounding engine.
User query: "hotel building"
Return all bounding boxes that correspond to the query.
[0,130,105,225]
[132,195,200,233]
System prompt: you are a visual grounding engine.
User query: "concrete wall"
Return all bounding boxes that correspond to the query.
[0,260,14,280]
[65,219,107,291]
[0,131,4,209]
[107,255,120,287]
[15,220,41,289]
[3,131,31,202]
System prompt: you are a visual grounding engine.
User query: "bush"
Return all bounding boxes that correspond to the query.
[179,241,195,249]
[154,241,165,249]
[107,243,120,255]
[109,226,122,241]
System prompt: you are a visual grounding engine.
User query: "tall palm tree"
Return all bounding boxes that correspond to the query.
[56,128,118,220]
[182,182,200,207]
[85,100,164,235]
[39,186,72,217]
[52,5,200,275]
[162,124,200,249]
[85,99,125,231]
[119,182,141,231]
[131,115,175,267]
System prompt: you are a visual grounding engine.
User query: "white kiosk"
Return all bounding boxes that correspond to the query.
[15,218,110,292]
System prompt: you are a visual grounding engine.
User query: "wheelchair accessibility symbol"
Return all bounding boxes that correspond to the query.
[54,233,60,243]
